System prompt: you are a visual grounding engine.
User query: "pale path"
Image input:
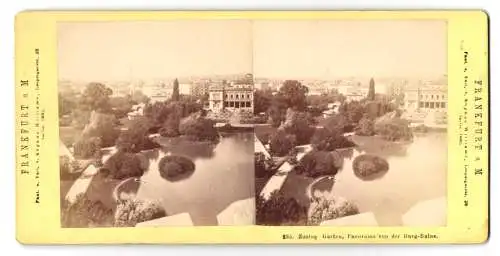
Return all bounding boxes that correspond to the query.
[65,147,118,204]
[254,133,271,158]
[259,143,313,200]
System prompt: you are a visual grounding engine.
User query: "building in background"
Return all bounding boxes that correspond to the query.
[209,83,253,113]
[404,84,447,112]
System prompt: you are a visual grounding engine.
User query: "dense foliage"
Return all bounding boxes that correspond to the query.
[60,194,114,228]
[73,137,102,159]
[311,128,356,151]
[101,151,145,180]
[374,115,413,141]
[79,82,113,112]
[281,109,316,145]
[295,150,340,178]
[81,111,120,147]
[178,113,219,141]
[307,196,360,225]
[256,191,307,226]
[158,155,196,181]
[352,154,389,180]
[116,117,160,153]
[269,129,296,157]
[114,199,167,227]
[354,114,376,136]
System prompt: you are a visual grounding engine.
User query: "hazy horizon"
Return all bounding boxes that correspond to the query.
[58,20,447,83]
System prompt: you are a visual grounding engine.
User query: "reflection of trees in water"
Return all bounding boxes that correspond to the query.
[164,143,216,160]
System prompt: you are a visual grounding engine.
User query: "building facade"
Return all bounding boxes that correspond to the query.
[404,85,447,112]
[209,84,253,113]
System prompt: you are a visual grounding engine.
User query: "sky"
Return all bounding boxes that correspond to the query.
[57,20,253,82]
[253,20,447,79]
[58,19,446,82]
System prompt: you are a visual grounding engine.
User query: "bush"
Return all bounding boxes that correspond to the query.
[61,194,114,228]
[281,109,315,145]
[295,150,339,178]
[352,154,389,180]
[117,117,160,153]
[82,111,119,147]
[158,155,196,181]
[179,113,219,141]
[159,114,181,137]
[374,117,413,141]
[256,191,307,226]
[311,128,355,151]
[255,152,275,178]
[307,196,360,225]
[73,136,102,159]
[114,199,167,227]
[101,151,145,180]
[355,115,376,136]
[269,129,296,157]
[71,109,92,129]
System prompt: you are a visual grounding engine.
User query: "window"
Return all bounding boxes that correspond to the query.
[230,94,233,99]
[441,102,446,108]
[246,102,251,108]
[224,102,228,108]
[430,102,435,108]
[236,94,239,99]
[431,95,434,99]
[229,101,234,107]
[419,102,424,108]
[235,102,240,108]
[442,95,445,100]
[425,102,429,108]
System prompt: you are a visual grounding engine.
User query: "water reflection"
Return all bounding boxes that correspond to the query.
[135,132,255,225]
[281,132,447,226]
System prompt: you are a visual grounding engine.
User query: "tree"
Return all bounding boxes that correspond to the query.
[101,150,145,179]
[295,150,339,178]
[256,191,307,226]
[269,129,296,157]
[116,117,160,153]
[82,111,120,147]
[367,78,375,101]
[253,89,273,114]
[278,80,308,110]
[79,82,113,112]
[172,78,180,101]
[281,109,315,145]
[158,155,196,181]
[355,114,376,136]
[178,113,219,141]
[310,128,355,151]
[131,90,150,104]
[73,136,102,159]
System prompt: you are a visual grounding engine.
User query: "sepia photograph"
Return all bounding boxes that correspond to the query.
[252,20,448,227]
[57,20,256,227]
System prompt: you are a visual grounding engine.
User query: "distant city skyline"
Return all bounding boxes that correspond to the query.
[58,20,447,83]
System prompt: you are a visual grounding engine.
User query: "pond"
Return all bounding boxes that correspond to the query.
[128,132,255,225]
[281,132,448,226]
